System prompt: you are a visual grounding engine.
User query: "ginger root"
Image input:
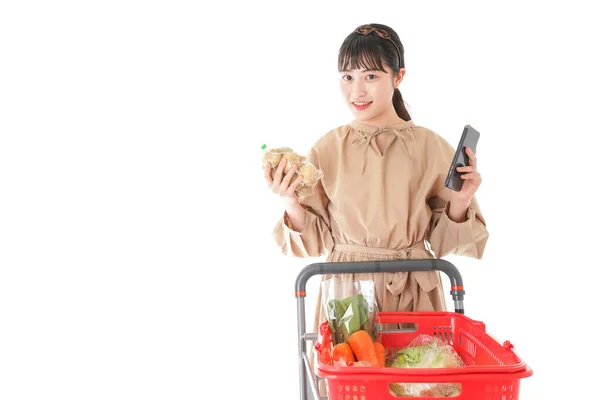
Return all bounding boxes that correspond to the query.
[262,146,323,200]
[298,163,321,187]
[263,147,293,167]
[282,152,304,174]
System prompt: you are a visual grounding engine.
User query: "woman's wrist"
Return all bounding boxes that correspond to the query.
[447,199,470,223]
[285,202,306,231]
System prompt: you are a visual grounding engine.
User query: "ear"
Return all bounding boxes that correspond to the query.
[394,68,406,88]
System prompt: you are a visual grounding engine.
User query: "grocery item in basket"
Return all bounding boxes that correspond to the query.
[332,342,355,366]
[314,320,333,366]
[348,329,382,367]
[388,334,464,397]
[389,334,465,369]
[320,278,378,345]
[262,146,323,200]
[373,341,386,367]
[389,382,461,398]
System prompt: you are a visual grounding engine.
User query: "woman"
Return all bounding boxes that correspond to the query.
[264,22,488,374]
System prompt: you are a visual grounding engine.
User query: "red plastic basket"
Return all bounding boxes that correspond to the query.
[315,312,532,400]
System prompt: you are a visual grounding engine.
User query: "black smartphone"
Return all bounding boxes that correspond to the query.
[444,125,480,191]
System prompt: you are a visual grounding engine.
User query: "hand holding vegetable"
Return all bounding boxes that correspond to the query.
[262,147,323,203]
[264,156,304,206]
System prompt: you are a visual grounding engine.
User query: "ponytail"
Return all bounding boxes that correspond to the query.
[392,88,411,121]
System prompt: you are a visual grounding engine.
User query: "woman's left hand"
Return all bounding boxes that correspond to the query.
[451,146,482,204]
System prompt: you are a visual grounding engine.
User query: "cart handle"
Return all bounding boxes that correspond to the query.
[294,259,466,313]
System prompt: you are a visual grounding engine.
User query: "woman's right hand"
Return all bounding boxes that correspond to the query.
[264,158,303,206]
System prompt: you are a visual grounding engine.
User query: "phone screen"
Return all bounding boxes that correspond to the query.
[444,125,480,191]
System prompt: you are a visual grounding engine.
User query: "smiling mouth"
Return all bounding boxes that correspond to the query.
[352,101,372,110]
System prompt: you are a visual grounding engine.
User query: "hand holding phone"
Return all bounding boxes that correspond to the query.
[444,125,480,191]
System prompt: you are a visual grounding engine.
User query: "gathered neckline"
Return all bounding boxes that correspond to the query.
[349,118,415,134]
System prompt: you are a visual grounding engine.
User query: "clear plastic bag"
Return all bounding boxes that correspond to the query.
[388,334,464,397]
[389,382,461,398]
[262,146,324,200]
[389,334,465,369]
[320,278,379,346]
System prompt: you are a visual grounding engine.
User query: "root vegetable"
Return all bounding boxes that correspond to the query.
[262,146,324,200]
[298,163,321,187]
[262,147,293,167]
[282,152,304,174]
[348,330,380,367]
[332,343,356,366]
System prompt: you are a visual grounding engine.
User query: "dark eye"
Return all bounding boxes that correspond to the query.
[367,74,376,80]
[342,75,352,81]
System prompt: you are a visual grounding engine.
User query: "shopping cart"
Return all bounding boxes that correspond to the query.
[295,259,533,400]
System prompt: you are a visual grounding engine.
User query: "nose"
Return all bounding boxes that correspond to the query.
[351,79,367,98]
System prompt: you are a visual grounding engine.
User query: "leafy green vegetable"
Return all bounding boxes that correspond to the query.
[388,335,465,397]
[390,344,428,368]
[389,335,465,369]
[326,293,372,345]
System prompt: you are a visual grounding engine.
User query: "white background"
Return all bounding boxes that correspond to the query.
[1,1,598,399]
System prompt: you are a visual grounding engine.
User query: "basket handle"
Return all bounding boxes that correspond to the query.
[294,259,465,313]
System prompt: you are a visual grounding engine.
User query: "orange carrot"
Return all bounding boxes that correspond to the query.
[332,342,356,366]
[348,330,380,367]
[373,342,386,367]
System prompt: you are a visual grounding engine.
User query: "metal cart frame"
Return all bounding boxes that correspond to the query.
[294,259,466,400]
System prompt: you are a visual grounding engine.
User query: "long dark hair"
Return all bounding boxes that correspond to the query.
[338,23,410,121]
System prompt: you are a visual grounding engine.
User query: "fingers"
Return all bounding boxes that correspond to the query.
[269,158,302,200]
[460,148,480,181]
[271,158,286,191]
[288,173,303,195]
[465,146,477,168]
[460,172,482,181]
[264,162,273,184]
[456,165,476,173]
[265,158,303,201]
[279,164,298,195]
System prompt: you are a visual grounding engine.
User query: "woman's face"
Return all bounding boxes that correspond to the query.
[339,62,405,124]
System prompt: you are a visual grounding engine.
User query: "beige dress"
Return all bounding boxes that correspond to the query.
[272,118,489,375]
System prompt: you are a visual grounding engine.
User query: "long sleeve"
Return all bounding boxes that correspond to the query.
[425,132,489,259]
[272,147,335,258]
[427,195,488,258]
